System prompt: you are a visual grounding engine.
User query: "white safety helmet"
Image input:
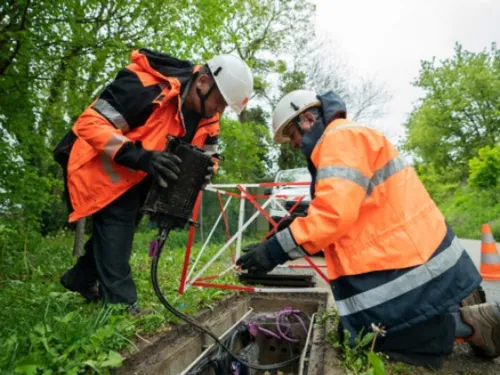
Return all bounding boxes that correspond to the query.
[272,89,320,143]
[207,54,253,115]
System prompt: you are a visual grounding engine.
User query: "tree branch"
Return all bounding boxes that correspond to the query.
[0,0,31,76]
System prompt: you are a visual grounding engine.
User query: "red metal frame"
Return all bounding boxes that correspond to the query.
[177,182,330,294]
[264,197,304,240]
[237,184,277,226]
[303,256,329,283]
[178,192,202,294]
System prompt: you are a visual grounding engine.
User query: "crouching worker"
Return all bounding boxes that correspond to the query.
[236,89,500,369]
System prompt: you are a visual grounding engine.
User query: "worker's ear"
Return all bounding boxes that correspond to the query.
[196,73,212,90]
[303,111,316,127]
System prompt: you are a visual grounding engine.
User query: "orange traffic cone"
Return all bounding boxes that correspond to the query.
[479,223,500,281]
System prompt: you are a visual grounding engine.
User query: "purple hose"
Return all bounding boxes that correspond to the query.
[248,322,281,340]
[276,307,308,343]
[148,240,158,257]
[247,307,309,343]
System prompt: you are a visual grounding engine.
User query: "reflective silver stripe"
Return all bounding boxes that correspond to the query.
[203,144,218,155]
[482,252,500,264]
[336,237,465,316]
[93,99,130,133]
[285,247,308,259]
[100,154,120,183]
[482,233,496,244]
[317,166,370,190]
[276,228,297,251]
[316,156,410,196]
[366,156,409,196]
[103,134,129,158]
[276,228,307,259]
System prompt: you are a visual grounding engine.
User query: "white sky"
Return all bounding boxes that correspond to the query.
[314,0,500,145]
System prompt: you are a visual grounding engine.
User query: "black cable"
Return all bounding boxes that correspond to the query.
[193,327,244,374]
[150,234,300,372]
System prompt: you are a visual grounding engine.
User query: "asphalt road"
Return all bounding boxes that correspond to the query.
[459,238,500,303]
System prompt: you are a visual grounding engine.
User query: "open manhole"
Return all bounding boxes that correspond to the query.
[117,291,329,375]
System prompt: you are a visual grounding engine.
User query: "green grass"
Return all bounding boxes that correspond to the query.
[0,228,257,374]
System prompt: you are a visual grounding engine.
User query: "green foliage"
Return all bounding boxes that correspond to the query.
[333,328,376,374]
[0,229,261,373]
[277,143,308,170]
[413,163,459,203]
[412,161,500,240]
[0,0,316,247]
[320,310,387,375]
[217,116,272,183]
[438,185,500,239]
[403,43,500,182]
[404,43,500,240]
[2,307,129,374]
[0,141,60,236]
[279,70,307,97]
[468,145,500,189]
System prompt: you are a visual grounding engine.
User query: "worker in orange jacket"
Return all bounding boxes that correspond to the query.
[237,90,500,369]
[54,49,253,314]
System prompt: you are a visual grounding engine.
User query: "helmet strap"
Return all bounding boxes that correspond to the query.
[196,82,216,118]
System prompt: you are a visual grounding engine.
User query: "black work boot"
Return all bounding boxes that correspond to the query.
[126,301,154,317]
[60,269,100,302]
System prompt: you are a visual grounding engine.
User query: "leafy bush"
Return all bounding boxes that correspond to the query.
[439,186,500,239]
[468,145,500,189]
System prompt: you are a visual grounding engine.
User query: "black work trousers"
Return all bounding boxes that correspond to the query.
[65,178,152,305]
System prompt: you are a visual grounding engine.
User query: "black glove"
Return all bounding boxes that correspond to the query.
[114,142,181,188]
[275,212,306,232]
[242,243,260,253]
[236,236,290,274]
[202,158,215,189]
[145,151,182,188]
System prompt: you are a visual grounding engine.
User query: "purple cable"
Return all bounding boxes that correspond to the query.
[148,240,158,257]
[246,307,309,343]
[275,307,308,343]
[248,322,281,340]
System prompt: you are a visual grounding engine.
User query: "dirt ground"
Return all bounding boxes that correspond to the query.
[324,346,500,375]
[437,344,500,375]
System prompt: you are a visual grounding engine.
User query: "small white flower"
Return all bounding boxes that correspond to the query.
[371,323,387,337]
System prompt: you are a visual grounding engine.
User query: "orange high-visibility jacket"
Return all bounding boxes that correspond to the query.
[278,118,448,279]
[274,94,480,344]
[67,49,220,222]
